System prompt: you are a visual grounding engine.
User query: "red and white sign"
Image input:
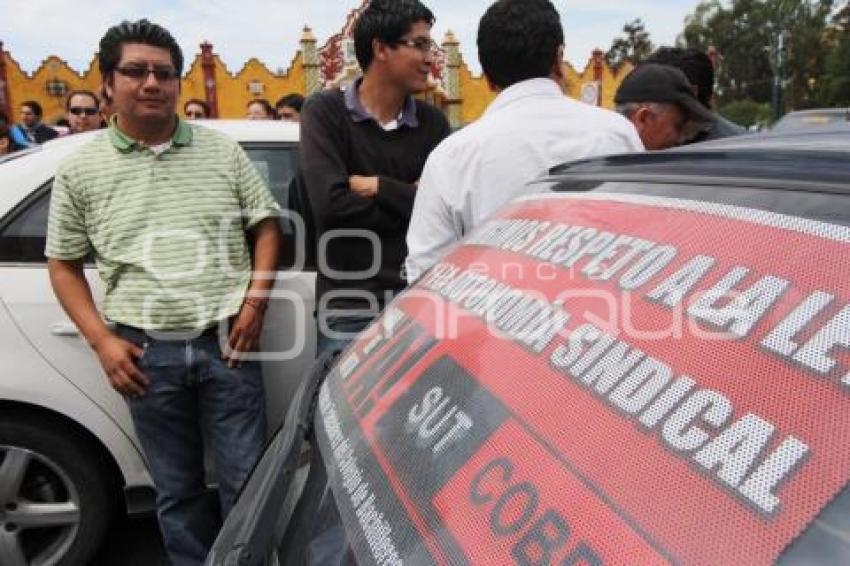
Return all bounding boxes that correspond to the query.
[317,194,850,566]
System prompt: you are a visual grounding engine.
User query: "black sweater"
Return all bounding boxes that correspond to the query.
[299,88,450,311]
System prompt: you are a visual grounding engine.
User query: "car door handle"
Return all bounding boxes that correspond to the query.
[50,322,80,337]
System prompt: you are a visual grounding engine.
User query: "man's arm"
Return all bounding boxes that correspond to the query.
[223,218,281,367]
[349,174,418,219]
[353,107,452,220]
[47,258,149,396]
[300,93,406,230]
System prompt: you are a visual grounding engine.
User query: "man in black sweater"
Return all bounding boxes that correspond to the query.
[300,0,450,356]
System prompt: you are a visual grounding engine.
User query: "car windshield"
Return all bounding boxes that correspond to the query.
[216,179,850,566]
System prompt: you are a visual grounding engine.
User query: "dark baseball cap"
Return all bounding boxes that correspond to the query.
[615,63,715,124]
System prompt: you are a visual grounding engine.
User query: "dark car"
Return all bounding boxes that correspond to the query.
[208,128,850,565]
[772,108,850,132]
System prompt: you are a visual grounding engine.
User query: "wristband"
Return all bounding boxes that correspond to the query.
[243,297,268,314]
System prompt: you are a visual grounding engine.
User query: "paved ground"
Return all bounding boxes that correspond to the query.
[91,514,167,566]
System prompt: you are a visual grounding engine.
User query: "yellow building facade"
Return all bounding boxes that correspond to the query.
[0,11,632,129]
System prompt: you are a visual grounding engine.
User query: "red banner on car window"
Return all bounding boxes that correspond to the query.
[315,194,850,565]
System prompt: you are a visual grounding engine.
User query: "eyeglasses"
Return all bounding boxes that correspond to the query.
[115,65,179,82]
[185,111,206,119]
[395,37,437,54]
[69,107,99,116]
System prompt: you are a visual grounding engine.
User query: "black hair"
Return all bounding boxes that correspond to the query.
[247,98,275,117]
[21,100,43,118]
[65,90,100,111]
[477,0,564,90]
[98,19,184,82]
[647,47,714,108]
[353,0,435,71]
[275,93,305,112]
[183,98,210,116]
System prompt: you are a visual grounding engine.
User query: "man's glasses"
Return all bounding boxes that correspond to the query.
[395,37,438,54]
[185,111,206,119]
[115,65,179,82]
[69,107,99,116]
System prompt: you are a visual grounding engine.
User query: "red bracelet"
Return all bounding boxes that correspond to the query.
[243,297,268,313]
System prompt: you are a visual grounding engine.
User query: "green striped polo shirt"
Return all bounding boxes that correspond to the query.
[45,118,280,331]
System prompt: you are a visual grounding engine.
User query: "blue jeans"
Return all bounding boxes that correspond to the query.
[117,325,266,566]
[315,313,374,359]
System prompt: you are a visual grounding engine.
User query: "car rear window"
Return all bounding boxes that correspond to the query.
[581,180,850,228]
[313,192,850,565]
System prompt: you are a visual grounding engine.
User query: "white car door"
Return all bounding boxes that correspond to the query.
[0,181,142,448]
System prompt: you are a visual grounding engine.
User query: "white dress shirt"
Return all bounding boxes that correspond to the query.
[405,78,644,283]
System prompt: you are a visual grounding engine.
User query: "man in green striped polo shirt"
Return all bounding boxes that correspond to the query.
[45,20,281,565]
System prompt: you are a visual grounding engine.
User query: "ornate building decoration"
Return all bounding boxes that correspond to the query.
[317,0,449,99]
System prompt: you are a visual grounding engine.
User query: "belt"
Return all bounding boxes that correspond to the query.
[114,323,222,342]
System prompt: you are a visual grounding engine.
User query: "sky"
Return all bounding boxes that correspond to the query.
[0,0,700,76]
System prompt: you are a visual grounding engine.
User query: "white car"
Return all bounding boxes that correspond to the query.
[0,120,315,566]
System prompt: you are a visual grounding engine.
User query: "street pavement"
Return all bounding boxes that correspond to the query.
[91,514,167,565]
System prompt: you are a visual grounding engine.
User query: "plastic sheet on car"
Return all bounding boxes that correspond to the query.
[314,192,850,565]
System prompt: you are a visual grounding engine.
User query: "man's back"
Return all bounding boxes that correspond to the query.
[405,77,643,281]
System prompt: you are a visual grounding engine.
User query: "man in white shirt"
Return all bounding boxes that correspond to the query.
[405,0,644,283]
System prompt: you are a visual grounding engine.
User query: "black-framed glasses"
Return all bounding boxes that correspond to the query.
[395,37,437,54]
[115,65,179,82]
[69,107,99,116]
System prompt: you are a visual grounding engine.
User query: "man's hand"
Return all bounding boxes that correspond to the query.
[92,334,150,397]
[223,301,266,368]
[349,175,379,198]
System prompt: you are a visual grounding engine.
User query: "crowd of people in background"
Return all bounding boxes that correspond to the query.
[0,89,305,156]
[0,19,736,161]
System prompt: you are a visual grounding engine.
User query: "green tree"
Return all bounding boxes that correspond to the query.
[777,0,834,109]
[606,19,654,69]
[816,2,850,106]
[718,99,773,126]
[680,0,833,112]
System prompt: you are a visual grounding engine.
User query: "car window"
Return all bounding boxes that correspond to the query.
[551,180,850,228]
[0,183,52,263]
[243,144,304,270]
[0,143,306,268]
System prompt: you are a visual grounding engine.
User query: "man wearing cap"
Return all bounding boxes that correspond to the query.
[646,47,746,143]
[615,63,715,150]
